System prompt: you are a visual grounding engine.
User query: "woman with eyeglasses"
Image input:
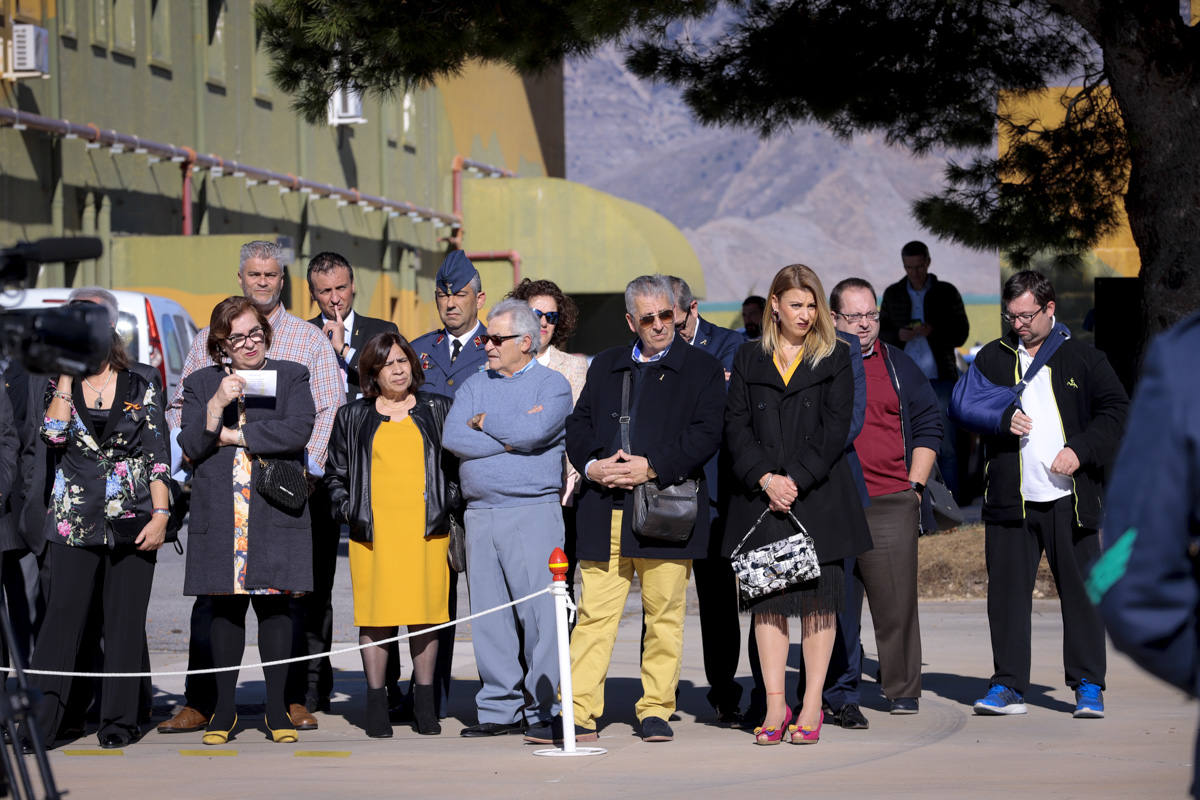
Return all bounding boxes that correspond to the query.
[178,296,315,745]
[323,331,458,738]
[23,287,172,751]
[723,264,871,745]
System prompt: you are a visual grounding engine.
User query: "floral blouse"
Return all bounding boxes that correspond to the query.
[40,368,172,548]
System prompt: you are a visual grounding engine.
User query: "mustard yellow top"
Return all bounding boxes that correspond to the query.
[774,347,805,385]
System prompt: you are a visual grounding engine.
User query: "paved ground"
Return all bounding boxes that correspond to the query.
[24,526,1198,799]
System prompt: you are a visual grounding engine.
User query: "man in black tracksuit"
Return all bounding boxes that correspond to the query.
[968,271,1128,717]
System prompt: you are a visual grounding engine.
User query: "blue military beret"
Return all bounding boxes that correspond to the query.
[435,250,479,294]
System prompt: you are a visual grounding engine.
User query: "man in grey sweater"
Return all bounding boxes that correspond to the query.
[443,299,573,738]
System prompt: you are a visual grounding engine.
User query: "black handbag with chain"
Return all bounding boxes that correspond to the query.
[620,372,698,543]
[237,393,308,515]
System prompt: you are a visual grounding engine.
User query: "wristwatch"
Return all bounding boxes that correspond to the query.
[910,481,925,494]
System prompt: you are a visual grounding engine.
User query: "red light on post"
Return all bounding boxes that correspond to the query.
[548,547,569,582]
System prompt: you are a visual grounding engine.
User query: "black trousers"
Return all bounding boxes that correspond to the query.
[286,486,339,706]
[28,541,156,745]
[692,555,742,711]
[985,496,1106,695]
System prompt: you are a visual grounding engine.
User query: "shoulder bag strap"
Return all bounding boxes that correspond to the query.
[1015,327,1068,395]
[619,370,632,453]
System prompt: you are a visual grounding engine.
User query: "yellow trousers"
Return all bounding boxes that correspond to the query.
[569,511,692,727]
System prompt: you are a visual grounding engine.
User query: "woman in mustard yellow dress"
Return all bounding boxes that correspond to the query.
[324,332,458,738]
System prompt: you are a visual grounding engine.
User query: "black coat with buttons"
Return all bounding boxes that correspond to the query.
[722,339,872,563]
[566,341,726,561]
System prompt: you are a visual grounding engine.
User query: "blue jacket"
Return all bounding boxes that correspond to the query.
[410,324,489,398]
[690,316,743,372]
[1092,312,1200,797]
[1094,311,1200,696]
[837,330,869,508]
[873,342,944,533]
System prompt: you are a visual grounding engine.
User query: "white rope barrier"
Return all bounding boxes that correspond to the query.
[0,586,554,679]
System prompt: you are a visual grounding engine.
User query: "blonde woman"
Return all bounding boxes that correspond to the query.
[723,264,871,745]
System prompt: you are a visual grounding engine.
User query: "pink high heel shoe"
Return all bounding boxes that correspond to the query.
[789,710,823,744]
[753,706,793,745]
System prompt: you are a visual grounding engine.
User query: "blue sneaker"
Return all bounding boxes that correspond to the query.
[973,684,1027,715]
[1073,680,1105,718]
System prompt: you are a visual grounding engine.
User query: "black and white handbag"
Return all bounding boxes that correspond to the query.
[729,507,821,601]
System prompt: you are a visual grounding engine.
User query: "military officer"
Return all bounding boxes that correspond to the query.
[411,251,489,399]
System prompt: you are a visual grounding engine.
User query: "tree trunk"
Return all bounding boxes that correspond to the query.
[1088,4,1200,334]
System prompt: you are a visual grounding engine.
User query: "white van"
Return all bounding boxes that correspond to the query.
[0,288,198,400]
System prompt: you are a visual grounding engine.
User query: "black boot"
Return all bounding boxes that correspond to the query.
[412,684,441,735]
[364,688,393,739]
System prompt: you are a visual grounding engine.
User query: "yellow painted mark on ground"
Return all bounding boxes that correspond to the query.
[62,749,123,756]
[294,751,351,758]
[179,749,238,756]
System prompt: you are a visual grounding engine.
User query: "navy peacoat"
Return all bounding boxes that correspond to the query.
[722,338,871,563]
[566,341,726,561]
[178,359,315,595]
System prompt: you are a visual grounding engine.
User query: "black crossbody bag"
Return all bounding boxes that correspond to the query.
[621,371,698,543]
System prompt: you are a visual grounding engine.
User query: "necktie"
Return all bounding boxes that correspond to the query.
[451,339,462,363]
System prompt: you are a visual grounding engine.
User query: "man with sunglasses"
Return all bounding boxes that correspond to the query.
[442,300,572,740]
[968,270,1128,718]
[563,274,726,743]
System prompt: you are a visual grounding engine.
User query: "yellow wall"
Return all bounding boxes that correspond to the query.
[998,88,1140,278]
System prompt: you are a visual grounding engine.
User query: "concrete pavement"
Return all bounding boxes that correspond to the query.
[32,591,1196,799]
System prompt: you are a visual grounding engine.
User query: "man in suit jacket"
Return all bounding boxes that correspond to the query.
[668,276,745,723]
[565,274,726,743]
[286,251,401,719]
[408,250,487,716]
[307,252,400,403]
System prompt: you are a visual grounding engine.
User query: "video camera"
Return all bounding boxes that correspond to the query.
[0,237,111,376]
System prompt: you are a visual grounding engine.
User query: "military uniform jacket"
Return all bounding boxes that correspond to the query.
[410,324,489,398]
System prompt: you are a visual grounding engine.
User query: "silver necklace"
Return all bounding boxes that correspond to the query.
[82,368,114,409]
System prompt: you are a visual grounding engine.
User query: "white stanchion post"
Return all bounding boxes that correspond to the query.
[533,547,605,757]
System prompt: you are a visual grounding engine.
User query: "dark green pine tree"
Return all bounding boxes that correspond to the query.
[258,0,1200,335]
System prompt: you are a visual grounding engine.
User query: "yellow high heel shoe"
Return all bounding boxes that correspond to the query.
[202,714,237,746]
[267,711,298,744]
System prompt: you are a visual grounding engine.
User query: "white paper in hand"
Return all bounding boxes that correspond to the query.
[237,369,277,397]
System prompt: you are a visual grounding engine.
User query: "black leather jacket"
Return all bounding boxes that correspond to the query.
[323,392,460,543]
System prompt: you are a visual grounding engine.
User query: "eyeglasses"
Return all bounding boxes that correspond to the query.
[483,333,521,347]
[1001,304,1047,325]
[673,306,693,331]
[636,309,674,328]
[835,311,880,323]
[226,328,265,349]
[532,309,560,325]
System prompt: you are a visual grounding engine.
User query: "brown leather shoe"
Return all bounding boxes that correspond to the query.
[156,706,209,734]
[289,703,318,731]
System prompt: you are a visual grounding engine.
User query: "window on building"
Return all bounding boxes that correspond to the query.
[150,0,170,64]
[14,0,44,23]
[91,0,109,47]
[206,0,226,84]
[60,0,77,38]
[111,0,134,54]
[253,10,272,99]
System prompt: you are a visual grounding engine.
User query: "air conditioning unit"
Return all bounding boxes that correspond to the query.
[11,24,50,76]
[327,86,366,126]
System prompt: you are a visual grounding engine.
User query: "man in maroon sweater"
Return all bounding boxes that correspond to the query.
[832,278,943,715]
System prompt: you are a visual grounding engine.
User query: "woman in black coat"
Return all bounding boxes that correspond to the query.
[24,288,171,750]
[724,264,871,745]
[179,297,315,746]
[323,332,458,739]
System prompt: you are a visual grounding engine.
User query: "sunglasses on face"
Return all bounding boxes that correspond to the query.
[532,309,560,325]
[483,333,521,347]
[636,309,674,328]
